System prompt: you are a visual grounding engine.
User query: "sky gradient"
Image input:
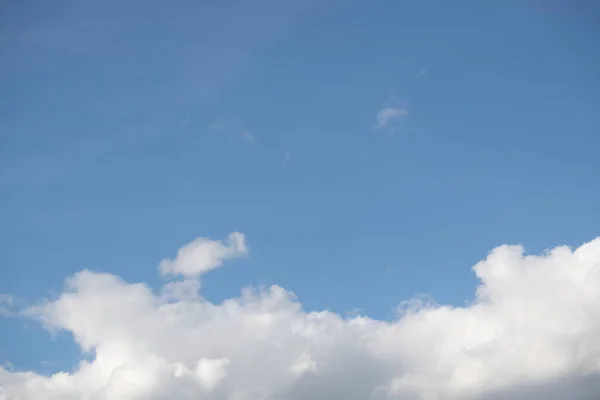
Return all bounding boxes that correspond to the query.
[1,1,600,399]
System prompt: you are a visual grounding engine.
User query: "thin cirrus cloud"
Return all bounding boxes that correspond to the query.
[1,234,600,399]
[0,295,14,317]
[208,120,255,142]
[374,105,408,131]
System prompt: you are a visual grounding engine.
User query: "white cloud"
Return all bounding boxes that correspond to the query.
[0,294,14,316]
[208,121,228,134]
[159,232,247,277]
[374,105,408,131]
[208,120,255,142]
[2,235,600,399]
[417,68,427,77]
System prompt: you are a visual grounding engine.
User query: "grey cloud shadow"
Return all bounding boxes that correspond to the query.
[480,372,600,400]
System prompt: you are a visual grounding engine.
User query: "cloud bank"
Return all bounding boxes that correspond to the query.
[1,234,600,399]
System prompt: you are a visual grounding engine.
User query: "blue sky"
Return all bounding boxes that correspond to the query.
[1,0,600,387]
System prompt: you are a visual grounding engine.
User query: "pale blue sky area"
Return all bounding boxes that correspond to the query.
[1,0,599,374]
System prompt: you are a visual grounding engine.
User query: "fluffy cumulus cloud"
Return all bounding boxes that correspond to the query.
[2,233,600,399]
[159,232,247,277]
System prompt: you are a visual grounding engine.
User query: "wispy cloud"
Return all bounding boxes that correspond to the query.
[241,130,255,142]
[181,118,191,131]
[374,106,408,129]
[417,67,428,77]
[208,121,228,134]
[208,119,255,142]
[0,294,14,316]
[2,0,323,122]
[374,103,408,132]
